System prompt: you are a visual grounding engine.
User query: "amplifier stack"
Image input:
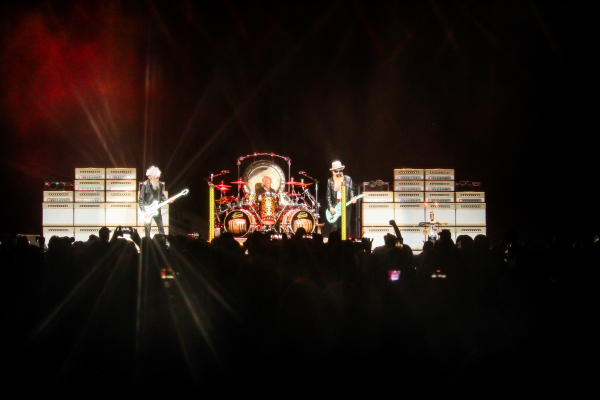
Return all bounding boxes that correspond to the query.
[361,168,486,251]
[41,167,172,242]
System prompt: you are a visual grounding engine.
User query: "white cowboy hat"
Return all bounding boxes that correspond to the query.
[330,161,345,171]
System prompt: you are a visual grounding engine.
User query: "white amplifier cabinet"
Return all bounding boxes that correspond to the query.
[456,192,485,203]
[424,203,456,226]
[106,168,137,180]
[43,191,74,202]
[394,169,424,180]
[394,203,426,226]
[75,168,105,180]
[43,203,73,226]
[135,226,169,238]
[394,180,425,191]
[362,203,394,226]
[425,181,455,191]
[106,179,136,191]
[396,226,426,251]
[456,203,486,226]
[161,204,169,226]
[362,192,393,203]
[424,192,454,203]
[361,226,424,251]
[106,191,137,203]
[456,227,487,239]
[75,191,105,202]
[43,226,74,239]
[106,203,138,226]
[74,179,105,191]
[361,226,393,250]
[74,203,106,226]
[425,169,455,180]
[394,192,425,203]
[75,227,103,242]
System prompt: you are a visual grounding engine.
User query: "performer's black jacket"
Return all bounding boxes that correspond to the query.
[139,180,167,210]
[326,175,355,210]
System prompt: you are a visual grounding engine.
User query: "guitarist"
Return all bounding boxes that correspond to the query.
[139,166,173,238]
[326,160,356,236]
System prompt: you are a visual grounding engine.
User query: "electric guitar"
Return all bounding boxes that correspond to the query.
[326,194,366,223]
[139,189,189,224]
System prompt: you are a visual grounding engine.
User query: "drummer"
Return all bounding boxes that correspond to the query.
[256,175,276,196]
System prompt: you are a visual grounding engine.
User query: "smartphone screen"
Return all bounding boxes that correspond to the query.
[388,270,400,281]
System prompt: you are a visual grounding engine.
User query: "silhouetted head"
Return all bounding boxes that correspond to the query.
[99,227,110,242]
[440,229,452,241]
[384,233,397,248]
[423,240,434,252]
[295,227,307,239]
[328,230,342,244]
[456,235,474,250]
[473,234,489,250]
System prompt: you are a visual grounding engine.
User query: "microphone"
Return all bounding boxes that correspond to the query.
[299,171,305,175]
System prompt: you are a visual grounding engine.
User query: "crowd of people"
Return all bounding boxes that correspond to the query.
[0,226,596,395]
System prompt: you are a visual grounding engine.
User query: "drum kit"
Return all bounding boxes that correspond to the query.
[211,153,319,238]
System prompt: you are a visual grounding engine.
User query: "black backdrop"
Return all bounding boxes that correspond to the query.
[1,0,597,243]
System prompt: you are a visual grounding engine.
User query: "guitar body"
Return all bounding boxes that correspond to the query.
[140,201,161,224]
[326,202,345,223]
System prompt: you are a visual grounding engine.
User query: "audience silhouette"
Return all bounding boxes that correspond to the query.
[0,227,595,395]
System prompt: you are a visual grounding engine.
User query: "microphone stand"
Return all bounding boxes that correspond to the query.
[202,170,229,185]
[299,171,320,223]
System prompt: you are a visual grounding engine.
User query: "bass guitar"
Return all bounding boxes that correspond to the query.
[325,194,366,223]
[139,189,189,224]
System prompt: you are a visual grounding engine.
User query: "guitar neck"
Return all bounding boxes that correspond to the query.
[155,191,186,209]
[344,193,366,206]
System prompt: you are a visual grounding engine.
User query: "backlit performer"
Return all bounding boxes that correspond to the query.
[139,166,169,238]
[326,160,356,236]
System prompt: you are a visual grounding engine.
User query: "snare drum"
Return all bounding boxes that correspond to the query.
[259,192,277,225]
[223,209,258,237]
[277,209,316,234]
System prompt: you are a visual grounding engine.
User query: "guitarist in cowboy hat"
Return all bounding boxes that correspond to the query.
[326,160,356,236]
[139,166,173,238]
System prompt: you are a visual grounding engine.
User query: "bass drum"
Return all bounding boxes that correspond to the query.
[277,209,315,234]
[224,209,258,237]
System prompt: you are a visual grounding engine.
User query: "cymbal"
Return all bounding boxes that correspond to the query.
[231,179,248,185]
[284,179,313,186]
[287,192,302,196]
[217,187,230,192]
[215,183,231,189]
[216,196,236,204]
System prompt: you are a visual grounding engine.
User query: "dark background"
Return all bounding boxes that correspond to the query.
[1,0,597,243]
